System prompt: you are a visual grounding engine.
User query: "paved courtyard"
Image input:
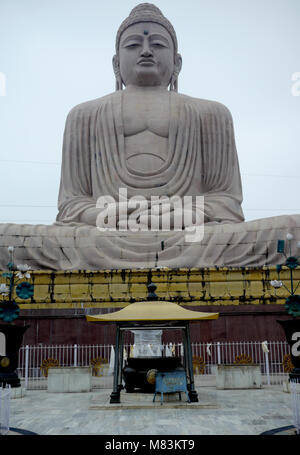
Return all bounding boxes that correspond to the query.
[8,384,295,435]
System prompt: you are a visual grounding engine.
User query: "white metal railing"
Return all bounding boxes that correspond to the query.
[290,380,300,434]
[17,340,291,390]
[0,385,11,435]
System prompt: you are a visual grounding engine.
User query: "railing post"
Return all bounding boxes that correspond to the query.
[217,342,221,364]
[265,351,270,386]
[74,344,77,367]
[24,345,29,390]
[262,341,270,386]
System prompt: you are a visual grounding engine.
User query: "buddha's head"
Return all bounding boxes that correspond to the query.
[113,3,182,91]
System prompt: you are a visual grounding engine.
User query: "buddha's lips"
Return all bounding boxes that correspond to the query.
[137,59,156,65]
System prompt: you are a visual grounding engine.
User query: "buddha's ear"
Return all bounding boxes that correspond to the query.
[112,54,123,91]
[170,53,182,92]
[174,53,182,76]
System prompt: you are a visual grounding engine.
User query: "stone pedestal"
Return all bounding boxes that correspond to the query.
[47,367,92,393]
[216,364,262,389]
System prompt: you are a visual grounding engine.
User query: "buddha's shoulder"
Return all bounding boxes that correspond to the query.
[66,92,118,118]
[174,92,233,118]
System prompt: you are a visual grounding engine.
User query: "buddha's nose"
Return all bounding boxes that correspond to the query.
[141,41,153,57]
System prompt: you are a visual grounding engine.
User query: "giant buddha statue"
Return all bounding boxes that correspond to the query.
[0,3,299,270]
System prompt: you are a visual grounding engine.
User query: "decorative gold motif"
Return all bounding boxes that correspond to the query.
[234,354,253,364]
[0,357,10,368]
[146,369,158,385]
[40,358,59,377]
[90,357,108,377]
[16,267,299,311]
[192,356,206,375]
[282,354,294,373]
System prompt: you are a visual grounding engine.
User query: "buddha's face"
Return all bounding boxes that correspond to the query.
[117,22,179,88]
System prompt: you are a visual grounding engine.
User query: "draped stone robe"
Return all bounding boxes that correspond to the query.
[56,91,245,226]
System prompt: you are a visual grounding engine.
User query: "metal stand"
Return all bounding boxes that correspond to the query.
[0,324,30,388]
[110,325,121,404]
[109,321,198,404]
[183,323,198,402]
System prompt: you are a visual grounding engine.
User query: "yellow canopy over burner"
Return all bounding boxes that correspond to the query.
[86,301,219,322]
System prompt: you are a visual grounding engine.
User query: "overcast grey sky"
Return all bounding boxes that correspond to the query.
[0,0,299,224]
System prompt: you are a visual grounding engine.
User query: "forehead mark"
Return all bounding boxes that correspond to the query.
[120,23,173,46]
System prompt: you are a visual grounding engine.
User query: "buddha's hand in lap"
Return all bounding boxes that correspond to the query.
[119,201,205,232]
[96,201,151,230]
[96,202,132,230]
[81,200,204,232]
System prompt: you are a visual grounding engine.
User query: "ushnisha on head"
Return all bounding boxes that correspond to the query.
[113,3,182,91]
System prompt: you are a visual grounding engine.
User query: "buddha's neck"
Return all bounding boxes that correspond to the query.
[124,84,168,93]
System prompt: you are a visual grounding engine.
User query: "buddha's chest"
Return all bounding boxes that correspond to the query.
[122,91,170,173]
[122,91,170,138]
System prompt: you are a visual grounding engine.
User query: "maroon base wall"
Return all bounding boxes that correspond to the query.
[15,304,290,346]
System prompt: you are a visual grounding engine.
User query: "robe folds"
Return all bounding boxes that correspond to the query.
[0,92,300,270]
[56,90,245,225]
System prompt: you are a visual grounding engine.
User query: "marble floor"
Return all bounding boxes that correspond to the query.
[7,384,296,435]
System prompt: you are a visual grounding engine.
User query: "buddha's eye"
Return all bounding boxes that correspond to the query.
[125,43,140,48]
[151,42,165,48]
